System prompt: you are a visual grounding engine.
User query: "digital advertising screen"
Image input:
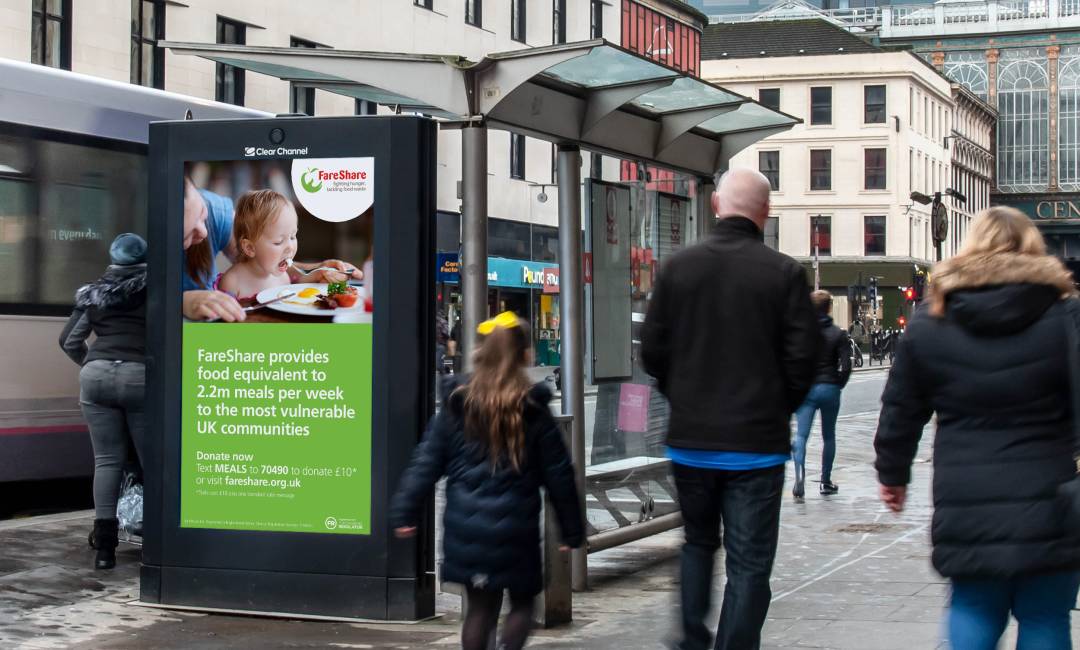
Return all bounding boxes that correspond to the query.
[181,157,374,535]
[144,116,437,620]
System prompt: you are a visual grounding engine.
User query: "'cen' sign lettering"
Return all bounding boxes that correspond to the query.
[1036,200,1080,219]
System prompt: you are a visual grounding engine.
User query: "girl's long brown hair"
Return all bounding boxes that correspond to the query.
[459,317,532,471]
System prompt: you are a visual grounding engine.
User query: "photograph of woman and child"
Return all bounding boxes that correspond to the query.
[181,160,371,323]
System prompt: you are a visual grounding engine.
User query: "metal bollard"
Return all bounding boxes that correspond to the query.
[534,415,574,627]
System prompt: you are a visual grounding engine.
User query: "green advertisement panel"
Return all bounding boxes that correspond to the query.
[181,322,372,535]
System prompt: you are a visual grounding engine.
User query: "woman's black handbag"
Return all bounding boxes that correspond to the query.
[1059,299,1080,536]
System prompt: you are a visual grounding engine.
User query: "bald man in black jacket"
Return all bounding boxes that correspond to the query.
[642,168,818,650]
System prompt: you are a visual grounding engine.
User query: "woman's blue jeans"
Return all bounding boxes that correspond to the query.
[949,571,1080,650]
[792,383,841,483]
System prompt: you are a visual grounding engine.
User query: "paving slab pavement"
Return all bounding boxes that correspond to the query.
[3,410,1079,649]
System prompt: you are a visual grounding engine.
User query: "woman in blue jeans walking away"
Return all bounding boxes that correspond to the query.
[875,207,1080,650]
[60,234,148,570]
[792,290,852,501]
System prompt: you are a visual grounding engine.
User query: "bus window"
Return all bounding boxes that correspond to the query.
[0,130,146,312]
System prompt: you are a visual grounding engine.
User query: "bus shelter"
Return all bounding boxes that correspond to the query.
[163,38,798,592]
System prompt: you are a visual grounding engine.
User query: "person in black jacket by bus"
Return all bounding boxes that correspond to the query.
[791,290,852,500]
[875,207,1080,650]
[59,233,147,571]
[390,312,584,650]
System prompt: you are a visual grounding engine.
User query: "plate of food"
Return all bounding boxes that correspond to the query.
[254,282,363,316]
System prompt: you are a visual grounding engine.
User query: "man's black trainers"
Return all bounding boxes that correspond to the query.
[820,481,839,496]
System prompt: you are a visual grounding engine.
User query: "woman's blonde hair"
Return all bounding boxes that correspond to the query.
[928,206,1076,316]
[458,316,532,472]
[957,206,1047,258]
[234,190,292,260]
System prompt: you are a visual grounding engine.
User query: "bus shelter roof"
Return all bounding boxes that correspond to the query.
[162,39,799,177]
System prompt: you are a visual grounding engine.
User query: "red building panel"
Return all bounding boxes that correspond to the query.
[620,0,702,187]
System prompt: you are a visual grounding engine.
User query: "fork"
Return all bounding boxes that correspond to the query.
[289,262,358,277]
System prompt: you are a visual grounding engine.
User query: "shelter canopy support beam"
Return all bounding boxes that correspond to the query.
[460,123,488,370]
[580,78,676,137]
[556,144,586,592]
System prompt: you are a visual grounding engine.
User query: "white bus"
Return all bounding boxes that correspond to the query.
[0,58,267,482]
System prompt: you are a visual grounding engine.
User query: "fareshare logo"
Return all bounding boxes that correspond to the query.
[300,167,323,193]
[290,157,374,223]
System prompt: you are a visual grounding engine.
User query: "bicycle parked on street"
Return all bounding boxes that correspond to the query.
[849,337,864,368]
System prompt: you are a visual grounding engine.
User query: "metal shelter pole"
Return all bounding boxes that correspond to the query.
[557,144,587,591]
[461,123,488,370]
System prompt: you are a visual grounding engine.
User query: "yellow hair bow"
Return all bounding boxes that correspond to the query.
[477,311,520,335]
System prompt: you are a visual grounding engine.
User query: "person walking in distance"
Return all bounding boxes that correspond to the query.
[390,312,584,650]
[792,290,852,501]
[875,207,1080,650]
[642,169,819,650]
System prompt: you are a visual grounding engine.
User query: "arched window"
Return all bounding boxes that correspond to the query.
[1059,47,1080,190]
[943,51,989,100]
[997,49,1050,192]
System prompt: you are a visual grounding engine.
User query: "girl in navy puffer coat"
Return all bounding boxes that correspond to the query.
[390,312,584,650]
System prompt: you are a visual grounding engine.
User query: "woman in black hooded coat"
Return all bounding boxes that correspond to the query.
[60,233,148,571]
[874,207,1080,650]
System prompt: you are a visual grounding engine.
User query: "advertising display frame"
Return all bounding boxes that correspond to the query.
[143,116,437,621]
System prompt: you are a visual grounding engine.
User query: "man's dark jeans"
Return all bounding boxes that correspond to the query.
[672,462,785,650]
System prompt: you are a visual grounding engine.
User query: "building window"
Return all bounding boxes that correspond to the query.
[944,51,988,101]
[414,0,433,9]
[810,87,831,125]
[865,148,887,190]
[1059,47,1080,190]
[355,99,377,115]
[489,218,531,259]
[31,0,71,69]
[131,0,165,88]
[466,0,482,27]
[532,225,559,262]
[764,216,779,251]
[810,215,831,256]
[510,133,526,180]
[215,17,246,106]
[512,0,527,42]
[997,49,1050,192]
[553,0,566,44]
[864,215,886,255]
[759,88,780,112]
[551,143,558,183]
[810,149,831,191]
[290,38,318,116]
[590,0,603,38]
[759,151,779,191]
[864,85,886,124]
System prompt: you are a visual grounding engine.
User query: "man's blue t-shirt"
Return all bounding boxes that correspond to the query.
[667,447,788,471]
[181,189,234,292]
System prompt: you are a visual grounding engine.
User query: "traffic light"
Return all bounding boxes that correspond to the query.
[903,287,915,302]
[869,277,878,305]
[897,314,907,328]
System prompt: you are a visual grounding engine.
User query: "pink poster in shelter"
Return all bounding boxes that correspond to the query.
[617,383,650,433]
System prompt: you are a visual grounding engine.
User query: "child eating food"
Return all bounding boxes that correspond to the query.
[216,189,342,301]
